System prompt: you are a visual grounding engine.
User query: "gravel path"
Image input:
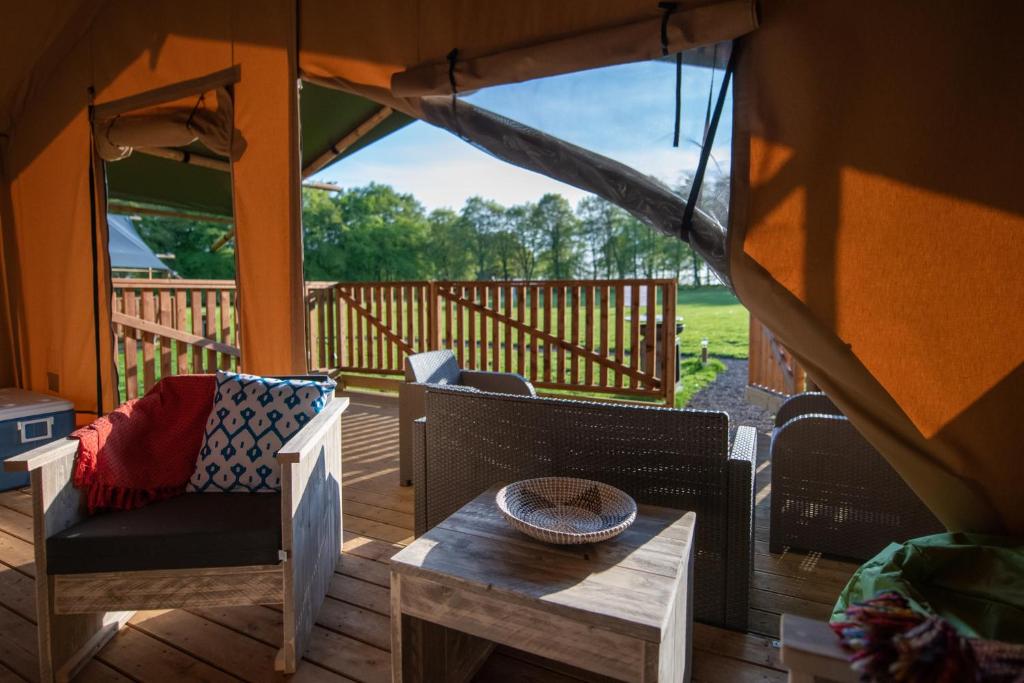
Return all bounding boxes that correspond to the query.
[685,358,775,435]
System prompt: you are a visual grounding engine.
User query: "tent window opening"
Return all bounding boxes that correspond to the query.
[418,43,735,283]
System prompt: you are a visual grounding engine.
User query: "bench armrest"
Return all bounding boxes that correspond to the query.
[780,614,857,682]
[277,396,349,464]
[4,438,79,473]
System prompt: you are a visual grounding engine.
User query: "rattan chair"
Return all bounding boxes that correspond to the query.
[398,350,535,485]
[411,386,757,631]
[770,392,943,561]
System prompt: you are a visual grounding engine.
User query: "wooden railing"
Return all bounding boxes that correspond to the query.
[308,279,680,405]
[748,316,807,401]
[112,279,239,400]
[112,278,680,406]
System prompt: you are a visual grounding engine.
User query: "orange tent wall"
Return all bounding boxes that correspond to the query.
[0,0,307,418]
[731,1,1024,534]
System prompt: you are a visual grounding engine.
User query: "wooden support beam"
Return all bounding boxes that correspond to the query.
[302,181,344,192]
[107,202,233,225]
[301,106,393,178]
[210,229,236,253]
[135,146,231,172]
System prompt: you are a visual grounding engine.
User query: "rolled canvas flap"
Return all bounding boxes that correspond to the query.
[391,0,757,97]
[94,87,242,162]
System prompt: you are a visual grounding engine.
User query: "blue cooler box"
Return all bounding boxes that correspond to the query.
[0,388,75,490]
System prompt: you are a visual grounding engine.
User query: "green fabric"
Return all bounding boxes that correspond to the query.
[832,532,1024,642]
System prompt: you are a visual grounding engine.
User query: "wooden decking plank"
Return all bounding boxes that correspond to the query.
[692,649,786,683]
[98,626,242,682]
[692,624,783,671]
[129,609,307,682]
[341,533,403,564]
[336,553,390,589]
[0,491,33,518]
[341,515,412,545]
[0,505,33,544]
[327,575,390,616]
[305,597,390,650]
[342,501,413,530]
[0,604,39,681]
[340,488,413,515]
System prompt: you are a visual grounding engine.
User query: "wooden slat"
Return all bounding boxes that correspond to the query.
[445,284,454,353]
[467,285,477,370]
[528,285,538,382]
[490,284,499,372]
[123,290,138,400]
[615,284,625,390]
[455,285,465,365]
[543,284,552,384]
[645,282,657,385]
[585,286,593,387]
[599,284,608,387]
[479,286,488,372]
[662,283,677,407]
[111,314,239,358]
[158,290,172,379]
[570,285,580,384]
[219,289,232,370]
[141,289,156,392]
[503,284,512,371]
[190,289,204,374]
[516,284,525,376]
[555,286,565,383]
[629,284,640,390]
[385,285,394,371]
[205,290,217,372]
[356,286,365,370]
[175,290,188,374]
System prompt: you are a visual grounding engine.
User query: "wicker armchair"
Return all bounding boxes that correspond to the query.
[770,392,943,561]
[398,350,534,486]
[411,386,757,631]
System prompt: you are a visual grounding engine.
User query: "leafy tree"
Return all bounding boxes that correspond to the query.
[426,208,474,279]
[507,203,543,281]
[460,196,506,279]
[134,215,235,279]
[532,194,581,279]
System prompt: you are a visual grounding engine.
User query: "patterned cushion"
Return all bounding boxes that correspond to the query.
[188,371,336,493]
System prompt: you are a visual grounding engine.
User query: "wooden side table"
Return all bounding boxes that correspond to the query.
[390,486,696,682]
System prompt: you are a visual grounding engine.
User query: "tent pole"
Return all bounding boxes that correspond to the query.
[301,106,392,178]
[135,147,231,172]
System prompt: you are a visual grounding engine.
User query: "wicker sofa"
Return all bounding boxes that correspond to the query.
[398,350,535,486]
[770,392,943,561]
[411,386,757,631]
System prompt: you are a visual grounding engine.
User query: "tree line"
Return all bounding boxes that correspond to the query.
[137,178,728,285]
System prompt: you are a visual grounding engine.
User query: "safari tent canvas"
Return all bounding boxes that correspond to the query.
[0,0,1022,541]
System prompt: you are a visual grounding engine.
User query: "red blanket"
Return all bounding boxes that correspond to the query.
[73,374,215,513]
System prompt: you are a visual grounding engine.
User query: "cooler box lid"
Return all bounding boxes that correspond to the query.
[0,388,74,421]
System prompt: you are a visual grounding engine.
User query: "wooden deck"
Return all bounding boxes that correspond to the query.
[0,393,857,682]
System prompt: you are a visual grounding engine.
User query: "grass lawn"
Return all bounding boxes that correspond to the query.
[677,286,749,359]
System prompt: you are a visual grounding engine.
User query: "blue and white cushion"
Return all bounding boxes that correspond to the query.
[188,371,336,493]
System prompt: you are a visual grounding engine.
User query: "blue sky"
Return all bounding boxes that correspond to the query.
[313,58,732,211]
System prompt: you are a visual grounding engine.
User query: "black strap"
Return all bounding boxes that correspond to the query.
[681,48,735,238]
[658,3,682,147]
[446,48,459,116]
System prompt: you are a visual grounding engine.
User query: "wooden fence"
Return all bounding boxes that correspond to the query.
[747,315,807,406]
[112,278,680,406]
[308,279,680,405]
[112,279,239,400]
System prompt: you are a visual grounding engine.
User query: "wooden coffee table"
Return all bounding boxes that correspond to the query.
[390,486,696,682]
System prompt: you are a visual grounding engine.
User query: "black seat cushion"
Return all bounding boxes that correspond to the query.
[47,493,281,574]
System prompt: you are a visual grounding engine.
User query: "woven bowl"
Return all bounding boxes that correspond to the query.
[496,477,637,545]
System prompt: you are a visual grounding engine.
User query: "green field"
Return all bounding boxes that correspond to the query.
[677,286,749,360]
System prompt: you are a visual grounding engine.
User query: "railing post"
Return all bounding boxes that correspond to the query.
[661,281,677,407]
[427,281,440,351]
